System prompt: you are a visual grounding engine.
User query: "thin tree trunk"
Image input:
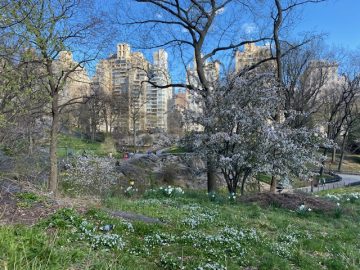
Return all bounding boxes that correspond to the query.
[133,119,136,153]
[105,118,109,134]
[338,132,347,172]
[319,148,327,176]
[49,94,59,195]
[207,158,216,193]
[240,170,251,195]
[28,125,33,155]
[270,175,276,193]
[270,0,283,194]
[91,124,96,141]
[331,147,336,163]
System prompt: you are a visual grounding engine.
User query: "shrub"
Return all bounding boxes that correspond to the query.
[60,155,119,196]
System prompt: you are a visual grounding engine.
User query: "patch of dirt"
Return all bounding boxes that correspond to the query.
[239,192,337,214]
[0,179,61,225]
[0,178,161,226]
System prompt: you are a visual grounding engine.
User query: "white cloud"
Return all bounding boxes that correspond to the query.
[241,23,257,35]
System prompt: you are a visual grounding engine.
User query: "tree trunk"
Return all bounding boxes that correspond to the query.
[270,175,276,193]
[207,158,216,193]
[28,125,33,155]
[133,119,136,153]
[319,148,327,176]
[105,118,109,134]
[338,132,347,172]
[331,147,336,163]
[91,125,96,141]
[270,1,283,194]
[49,94,60,195]
[240,178,246,196]
[240,170,251,196]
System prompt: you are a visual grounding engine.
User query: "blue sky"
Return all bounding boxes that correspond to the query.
[83,0,360,79]
[296,0,360,49]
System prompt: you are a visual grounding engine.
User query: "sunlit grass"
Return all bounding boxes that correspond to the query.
[1,186,360,269]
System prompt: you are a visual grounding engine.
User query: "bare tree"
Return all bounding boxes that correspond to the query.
[6,0,105,195]
[319,73,360,175]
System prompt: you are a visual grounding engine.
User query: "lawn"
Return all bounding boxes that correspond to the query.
[57,134,122,158]
[0,186,359,270]
[326,153,360,173]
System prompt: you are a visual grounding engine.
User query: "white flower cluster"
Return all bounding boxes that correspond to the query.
[228,192,236,201]
[297,204,312,214]
[61,156,118,195]
[196,261,227,270]
[181,205,218,229]
[271,242,293,258]
[144,233,176,248]
[124,185,138,197]
[144,226,258,258]
[160,185,185,196]
[324,192,360,203]
[78,220,126,250]
[271,230,307,259]
[182,212,216,229]
[88,233,125,250]
[146,185,185,198]
[159,253,185,270]
[324,194,341,201]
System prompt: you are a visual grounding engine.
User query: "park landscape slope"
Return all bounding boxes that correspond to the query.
[0,180,359,270]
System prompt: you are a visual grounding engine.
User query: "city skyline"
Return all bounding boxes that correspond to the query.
[87,0,359,80]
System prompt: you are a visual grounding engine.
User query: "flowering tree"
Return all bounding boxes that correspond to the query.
[122,0,327,194]
[186,72,328,195]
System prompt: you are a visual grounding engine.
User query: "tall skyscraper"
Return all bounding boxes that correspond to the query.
[235,43,274,72]
[93,44,172,133]
[185,59,220,131]
[146,49,172,131]
[56,51,91,107]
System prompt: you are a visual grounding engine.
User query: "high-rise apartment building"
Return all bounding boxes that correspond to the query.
[93,44,172,133]
[146,49,172,131]
[235,43,274,72]
[185,59,220,131]
[302,60,342,95]
[56,51,91,107]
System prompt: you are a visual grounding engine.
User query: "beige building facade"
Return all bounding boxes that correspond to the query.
[93,44,172,133]
[57,51,91,107]
[235,43,274,73]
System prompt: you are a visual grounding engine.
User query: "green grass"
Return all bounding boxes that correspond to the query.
[57,134,122,158]
[317,185,360,196]
[165,146,187,154]
[256,173,272,184]
[1,188,359,269]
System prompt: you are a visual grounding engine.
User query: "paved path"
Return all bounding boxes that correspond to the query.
[296,173,360,193]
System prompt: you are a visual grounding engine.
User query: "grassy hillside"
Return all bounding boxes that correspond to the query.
[57,134,121,158]
[1,186,359,270]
